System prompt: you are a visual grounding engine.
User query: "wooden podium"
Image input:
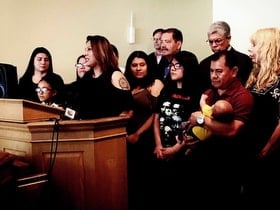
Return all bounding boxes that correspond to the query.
[0,99,129,210]
[0,98,64,122]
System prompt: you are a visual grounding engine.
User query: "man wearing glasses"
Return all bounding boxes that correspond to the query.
[148,28,169,80]
[156,28,199,83]
[199,21,252,91]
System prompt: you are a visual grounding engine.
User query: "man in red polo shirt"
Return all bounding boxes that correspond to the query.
[185,50,254,208]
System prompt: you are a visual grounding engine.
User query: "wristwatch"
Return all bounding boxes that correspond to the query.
[196,115,205,126]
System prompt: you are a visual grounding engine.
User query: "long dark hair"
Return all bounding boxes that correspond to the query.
[164,51,199,94]
[124,50,155,89]
[75,54,86,81]
[21,47,53,80]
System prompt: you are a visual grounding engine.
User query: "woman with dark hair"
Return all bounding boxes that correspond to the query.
[75,54,90,80]
[153,50,201,209]
[124,50,163,210]
[64,55,90,113]
[154,51,201,148]
[18,47,64,103]
[76,35,133,119]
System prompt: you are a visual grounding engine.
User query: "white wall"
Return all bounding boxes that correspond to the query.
[0,0,212,83]
[213,0,280,55]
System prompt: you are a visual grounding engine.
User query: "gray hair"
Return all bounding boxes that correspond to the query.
[208,21,231,37]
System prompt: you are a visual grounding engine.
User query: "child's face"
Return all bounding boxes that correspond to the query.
[36,80,56,103]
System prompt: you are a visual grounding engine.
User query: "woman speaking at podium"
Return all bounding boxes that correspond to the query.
[70,35,133,120]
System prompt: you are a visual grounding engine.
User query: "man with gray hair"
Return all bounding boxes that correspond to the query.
[199,21,252,91]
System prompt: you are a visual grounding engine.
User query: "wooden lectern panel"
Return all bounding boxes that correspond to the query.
[0,98,63,123]
[0,116,130,210]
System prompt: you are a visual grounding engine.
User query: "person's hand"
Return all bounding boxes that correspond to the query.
[119,110,133,118]
[126,133,139,144]
[160,146,178,159]
[154,145,164,159]
[200,93,208,107]
[50,103,65,111]
[184,148,193,156]
[187,111,203,130]
[180,132,200,146]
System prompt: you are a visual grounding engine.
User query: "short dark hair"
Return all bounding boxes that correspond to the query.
[164,28,183,42]
[76,55,85,64]
[210,50,237,69]
[152,28,164,36]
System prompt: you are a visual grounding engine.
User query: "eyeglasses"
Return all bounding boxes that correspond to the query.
[169,63,182,70]
[75,63,87,68]
[206,38,225,45]
[35,87,52,93]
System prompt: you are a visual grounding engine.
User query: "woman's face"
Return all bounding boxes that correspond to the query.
[36,80,56,103]
[130,57,148,79]
[248,41,260,64]
[170,58,184,81]
[34,53,50,73]
[84,41,97,68]
[76,57,90,78]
